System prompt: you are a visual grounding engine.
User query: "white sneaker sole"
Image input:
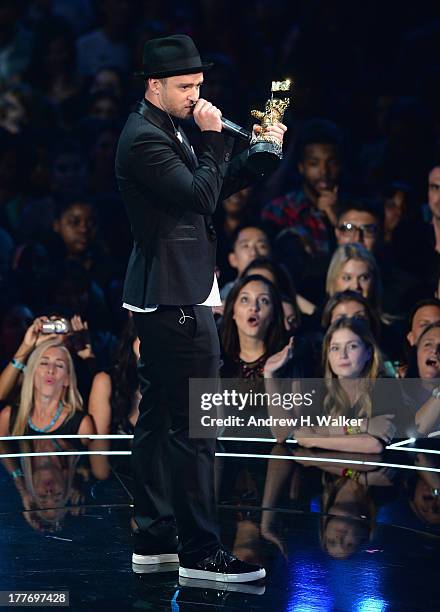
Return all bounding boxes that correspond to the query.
[179,576,266,594]
[178,566,266,583]
[132,552,179,565]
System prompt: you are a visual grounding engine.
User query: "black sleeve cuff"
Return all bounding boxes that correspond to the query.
[200,130,225,161]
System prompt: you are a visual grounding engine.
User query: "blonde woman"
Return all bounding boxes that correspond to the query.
[326,243,382,312]
[0,339,94,437]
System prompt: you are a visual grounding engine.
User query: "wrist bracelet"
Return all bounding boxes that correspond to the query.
[432,387,440,400]
[345,423,362,435]
[10,358,26,371]
[342,468,360,482]
[11,468,24,479]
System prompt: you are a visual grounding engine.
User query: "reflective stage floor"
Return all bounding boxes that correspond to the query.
[1,437,439,611]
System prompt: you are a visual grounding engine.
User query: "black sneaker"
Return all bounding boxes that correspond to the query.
[178,548,266,583]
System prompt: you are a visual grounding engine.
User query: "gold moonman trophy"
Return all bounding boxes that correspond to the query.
[247,79,291,173]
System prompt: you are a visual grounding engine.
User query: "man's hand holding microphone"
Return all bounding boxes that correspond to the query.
[192,98,287,144]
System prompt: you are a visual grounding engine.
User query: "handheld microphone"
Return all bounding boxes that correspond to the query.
[189,101,251,141]
[221,118,251,141]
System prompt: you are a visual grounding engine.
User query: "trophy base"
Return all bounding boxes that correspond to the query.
[247,140,282,174]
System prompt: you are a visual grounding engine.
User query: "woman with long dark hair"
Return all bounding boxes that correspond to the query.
[88,317,139,434]
[220,274,286,378]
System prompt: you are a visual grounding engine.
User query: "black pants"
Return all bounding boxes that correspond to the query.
[132,305,221,564]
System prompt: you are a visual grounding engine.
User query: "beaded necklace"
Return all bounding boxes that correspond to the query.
[28,401,63,433]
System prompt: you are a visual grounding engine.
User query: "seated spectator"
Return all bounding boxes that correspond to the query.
[261,119,343,256]
[241,257,309,322]
[52,197,96,254]
[88,317,139,435]
[414,322,440,435]
[220,275,286,379]
[321,290,380,337]
[242,258,296,302]
[50,196,115,291]
[407,299,440,348]
[219,224,271,300]
[335,201,381,253]
[292,200,381,311]
[382,181,411,248]
[294,317,397,453]
[0,313,99,410]
[335,200,417,317]
[402,299,440,377]
[242,258,325,372]
[214,187,257,286]
[323,290,382,348]
[326,243,381,313]
[323,290,407,376]
[0,338,95,436]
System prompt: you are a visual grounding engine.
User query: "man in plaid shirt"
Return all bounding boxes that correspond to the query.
[262,120,342,257]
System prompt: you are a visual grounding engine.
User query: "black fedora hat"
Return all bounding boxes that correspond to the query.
[134,34,213,79]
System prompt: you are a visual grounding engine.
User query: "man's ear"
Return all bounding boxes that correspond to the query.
[298,161,304,176]
[148,78,160,94]
[53,219,60,234]
[228,252,238,270]
[407,331,415,347]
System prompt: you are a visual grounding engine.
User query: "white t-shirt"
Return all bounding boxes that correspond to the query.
[123,274,222,313]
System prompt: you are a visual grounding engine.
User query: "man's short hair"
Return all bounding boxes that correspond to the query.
[230,222,270,250]
[295,118,343,162]
[408,298,440,331]
[336,200,382,226]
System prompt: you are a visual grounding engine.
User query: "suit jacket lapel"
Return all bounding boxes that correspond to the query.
[134,99,197,171]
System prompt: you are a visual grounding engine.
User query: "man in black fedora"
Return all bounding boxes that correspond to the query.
[115,34,286,582]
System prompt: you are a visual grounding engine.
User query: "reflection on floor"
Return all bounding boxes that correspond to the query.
[0,437,439,611]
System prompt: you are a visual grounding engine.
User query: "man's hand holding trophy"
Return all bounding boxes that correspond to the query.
[247,79,291,173]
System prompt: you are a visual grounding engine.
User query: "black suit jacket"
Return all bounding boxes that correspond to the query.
[115,99,257,306]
